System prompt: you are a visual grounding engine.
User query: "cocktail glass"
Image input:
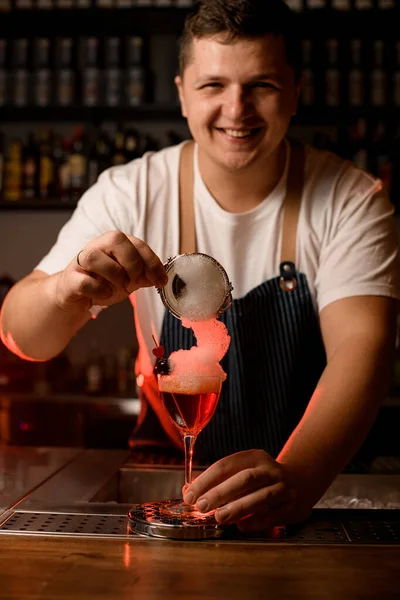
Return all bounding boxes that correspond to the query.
[156,373,223,519]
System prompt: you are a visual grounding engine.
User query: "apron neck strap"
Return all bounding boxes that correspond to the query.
[179,141,196,255]
[178,139,305,263]
[280,140,305,266]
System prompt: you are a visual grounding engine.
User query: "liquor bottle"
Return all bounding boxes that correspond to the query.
[33,38,53,107]
[354,0,373,8]
[324,39,341,108]
[87,130,111,187]
[56,0,74,8]
[38,129,55,199]
[58,137,72,202]
[305,0,325,8]
[0,39,6,107]
[284,0,303,9]
[104,37,122,107]
[370,40,387,108]
[348,39,364,108]
[393,41,400,108]
[111,130,126,166]
[80,37,102,107]
[55,38,76,107]
[331,0,350,9]
[175,0,194,6]
[300,39,315,107]
[124,129,140,161]
[348,119,369,171]
[15,0,34,8]
[3,140,23,202]
[126,66,145,106]
[22,133,39,200]
[97,0,113,8]
[76,0,91,7]
[0,0,11,10]
[377,0,395,8]
[126,36,144,66]
[69,126,87,202]
[37,0,54,9]
[12,39,30,107]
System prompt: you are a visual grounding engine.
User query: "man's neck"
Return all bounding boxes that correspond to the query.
[197,142,287,214]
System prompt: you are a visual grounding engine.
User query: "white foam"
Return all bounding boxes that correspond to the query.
[174,255,226,321]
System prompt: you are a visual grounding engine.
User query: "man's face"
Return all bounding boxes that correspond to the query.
[175,34,300,173]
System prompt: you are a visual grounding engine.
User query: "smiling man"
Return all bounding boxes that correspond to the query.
[1,0,399,533]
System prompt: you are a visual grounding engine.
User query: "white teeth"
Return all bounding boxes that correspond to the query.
[223,129,252,138]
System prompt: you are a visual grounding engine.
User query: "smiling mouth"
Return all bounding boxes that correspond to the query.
[217,127,263,139]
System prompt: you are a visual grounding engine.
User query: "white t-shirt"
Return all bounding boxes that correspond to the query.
[35,140,400,376]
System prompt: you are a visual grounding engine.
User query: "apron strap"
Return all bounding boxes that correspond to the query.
[178,139,305,263]
[280,140,305,265]
[179,141,196,255]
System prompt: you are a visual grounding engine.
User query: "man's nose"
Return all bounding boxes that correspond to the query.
[223,87,251,120]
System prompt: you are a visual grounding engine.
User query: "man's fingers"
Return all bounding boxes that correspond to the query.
[184,450,275,504]
[214,482,289,524]
[193,467,276,513]
[76,247,130,290]
[126,235,168,287]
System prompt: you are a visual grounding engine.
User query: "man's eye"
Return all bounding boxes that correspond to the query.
[201,83,222,89]
[252,82,277,89]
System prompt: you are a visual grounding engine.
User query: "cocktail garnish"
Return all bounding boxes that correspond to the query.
[154,358,170,375]
[152,345,165,359]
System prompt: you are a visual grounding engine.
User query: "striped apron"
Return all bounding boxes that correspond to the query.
[130,140,326,462]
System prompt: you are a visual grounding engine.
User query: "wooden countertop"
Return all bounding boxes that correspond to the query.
[1,534,400,600]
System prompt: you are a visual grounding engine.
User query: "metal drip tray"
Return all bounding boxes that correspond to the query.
[0,511,128,538]
[1,509,400,544]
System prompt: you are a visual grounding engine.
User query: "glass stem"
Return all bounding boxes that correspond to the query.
[183,435,196,487]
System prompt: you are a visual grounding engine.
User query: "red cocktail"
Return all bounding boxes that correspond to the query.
[157,373,222,518]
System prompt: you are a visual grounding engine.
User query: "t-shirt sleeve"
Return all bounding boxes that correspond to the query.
[315,179,400,313]
[34,164,139,275]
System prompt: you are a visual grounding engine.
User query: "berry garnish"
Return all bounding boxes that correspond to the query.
[154,358,170,376]
[152,345,165,359]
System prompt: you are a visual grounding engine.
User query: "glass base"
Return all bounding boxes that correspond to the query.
[159,499,216,521]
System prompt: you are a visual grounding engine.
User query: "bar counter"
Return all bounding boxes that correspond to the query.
[1,446,400,599]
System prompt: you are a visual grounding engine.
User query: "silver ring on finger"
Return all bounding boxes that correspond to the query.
[76,250,86,269]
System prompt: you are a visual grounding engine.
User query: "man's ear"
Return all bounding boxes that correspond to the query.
[175,75,187,118]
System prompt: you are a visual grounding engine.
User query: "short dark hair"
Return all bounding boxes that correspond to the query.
[179,0,301,81]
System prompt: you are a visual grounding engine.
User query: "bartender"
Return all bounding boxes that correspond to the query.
[1,0,399,533]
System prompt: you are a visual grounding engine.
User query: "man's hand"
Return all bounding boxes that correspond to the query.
[183,450,311,533]
[55,231,168,312]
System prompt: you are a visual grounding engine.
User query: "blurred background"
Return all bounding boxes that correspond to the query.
[0,0,400,461]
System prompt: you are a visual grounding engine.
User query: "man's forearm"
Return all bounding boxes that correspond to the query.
[0,272,91,361]
[277,333,395,512]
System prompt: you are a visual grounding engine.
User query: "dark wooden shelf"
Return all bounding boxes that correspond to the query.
[0,7,190,36]
[0,199,77,210]
[0,7,398,38]
[0,104,183,123]
[1,105,398,126]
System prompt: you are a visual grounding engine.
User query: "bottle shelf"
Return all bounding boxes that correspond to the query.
[0,7,398,37]
[0,7,189,36]
[0,104,183,123]
[1,106,399,125]
[0,199,77,210]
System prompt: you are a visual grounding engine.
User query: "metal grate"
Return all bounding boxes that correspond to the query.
[342,518,400,543]
[0,512,128,538]
[0,509,400,544]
